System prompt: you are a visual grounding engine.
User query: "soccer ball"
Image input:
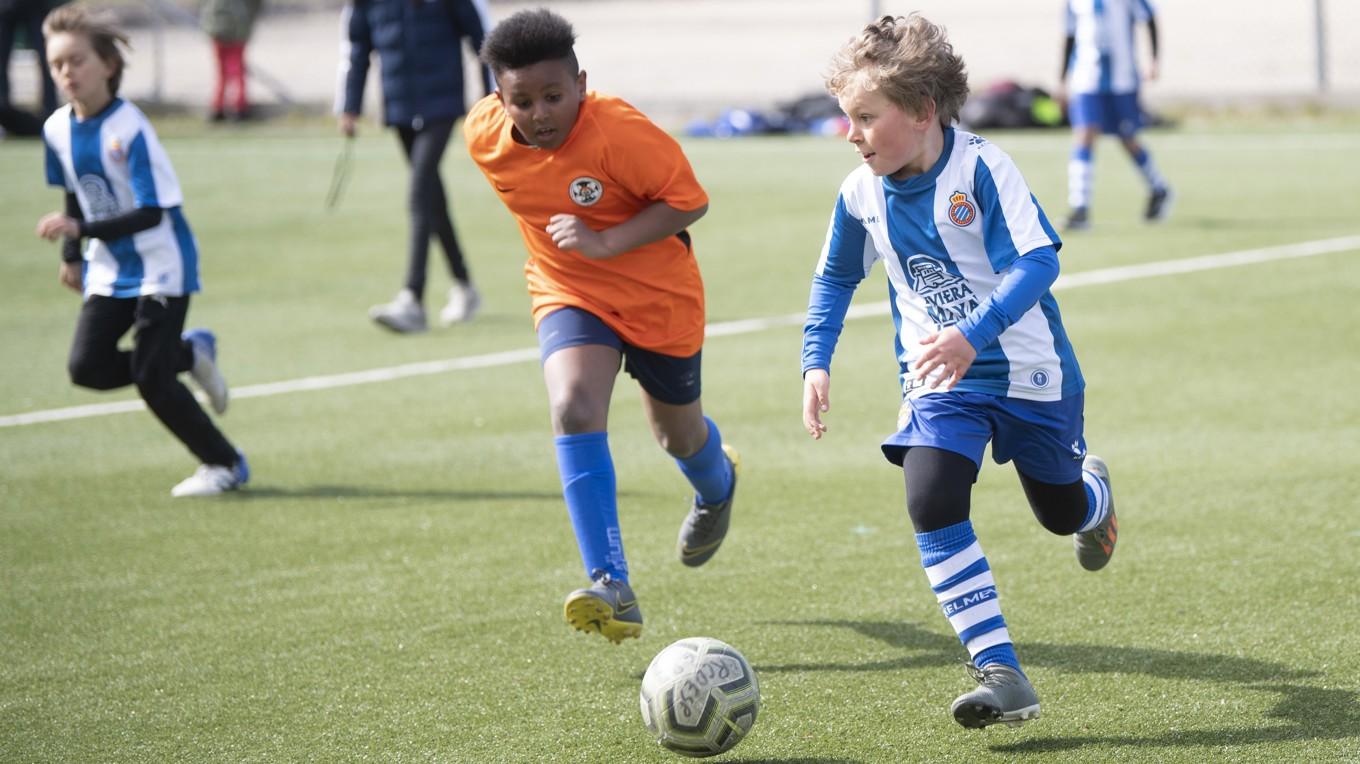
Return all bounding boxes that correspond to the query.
[639,637,760,758]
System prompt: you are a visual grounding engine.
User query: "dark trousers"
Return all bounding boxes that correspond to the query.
[68,295,238,467]
[396,118,470,300]
[0,4,58,114]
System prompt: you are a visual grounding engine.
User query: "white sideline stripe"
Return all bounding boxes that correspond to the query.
[3,234,1358,429]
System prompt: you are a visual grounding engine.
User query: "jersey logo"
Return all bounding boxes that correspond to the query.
[905,255,979,328]
[107,138,126,163]
[568,176,603,206]
[948,191,976,227]
[78,174,120,219]
[1031,369,1051,388]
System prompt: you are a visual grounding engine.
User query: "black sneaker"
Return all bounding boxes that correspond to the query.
[951,663,1041,729]
[676,445,740,567]
[1145,187,1173,222]
[1064,207,1090,231]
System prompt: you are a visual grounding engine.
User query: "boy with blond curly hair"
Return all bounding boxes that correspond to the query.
[801,14,1118,728]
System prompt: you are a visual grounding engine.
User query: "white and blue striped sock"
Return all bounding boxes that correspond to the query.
[916,520,1021,672]
[1079,469,1112,532]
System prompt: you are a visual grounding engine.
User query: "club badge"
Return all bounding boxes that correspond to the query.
[569,176,603,207]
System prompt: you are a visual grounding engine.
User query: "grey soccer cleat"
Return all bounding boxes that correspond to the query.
[183,328,229,415]
[563,570,642,644]
[677,444,740,567]
[1074,455,1118,571]
[369,289,427,333]
[1064,206,1090,231]
[951,663,1041,729]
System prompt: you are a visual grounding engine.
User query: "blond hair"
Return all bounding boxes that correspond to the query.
[825,14,969,127]
[43,5,131,96]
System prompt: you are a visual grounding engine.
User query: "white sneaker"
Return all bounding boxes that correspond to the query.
[171,451,250,497]
[439,282,481,325]
[369,289,427,333]
[183,329,229,415]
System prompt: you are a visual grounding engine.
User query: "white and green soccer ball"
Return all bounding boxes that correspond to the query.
[639,637,760,758]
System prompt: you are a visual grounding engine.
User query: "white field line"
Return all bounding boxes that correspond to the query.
[4,234,1358,429]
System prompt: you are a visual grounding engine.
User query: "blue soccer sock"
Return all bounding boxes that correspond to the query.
[1079,468,1112,532]
[916,520,1022,674]
[554,432,628,583]
[674,416,734,505]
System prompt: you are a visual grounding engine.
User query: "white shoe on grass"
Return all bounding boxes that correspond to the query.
[439,282,481,325]
[370,289,427,334]
[171,450,250,497]
[183,328,228,415]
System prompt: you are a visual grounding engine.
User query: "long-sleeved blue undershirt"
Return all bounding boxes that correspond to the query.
[800,245,1059,374]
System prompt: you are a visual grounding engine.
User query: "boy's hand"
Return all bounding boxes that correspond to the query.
[338,112,357,137]
[913,326,976,391]
[58,261,82,293]
[547,214,614,259]
[36,213,79,241]
[802,368,831,439]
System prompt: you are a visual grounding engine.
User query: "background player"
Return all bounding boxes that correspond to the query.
[1059,0,1171,229]
[802,14,1118,728]
[35,5,248,497]
[338,0,491,332]
[465,9,738,644]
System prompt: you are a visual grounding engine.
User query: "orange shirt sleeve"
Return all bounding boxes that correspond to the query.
[599,103,708,213]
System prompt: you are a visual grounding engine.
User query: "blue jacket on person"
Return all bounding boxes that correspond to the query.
[339,0,492,128]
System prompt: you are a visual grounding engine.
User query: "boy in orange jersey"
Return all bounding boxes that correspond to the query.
[465,8,738,644]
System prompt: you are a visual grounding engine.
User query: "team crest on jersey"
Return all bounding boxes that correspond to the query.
[569,176,603,206]
[948,191,976,227]
[107,138,125,163]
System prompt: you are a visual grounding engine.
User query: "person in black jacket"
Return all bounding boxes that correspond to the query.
[338,0,492,333]
[0,0,58,133]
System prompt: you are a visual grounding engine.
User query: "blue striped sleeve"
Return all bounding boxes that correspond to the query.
[802,273,857,374]
[803,194,871,374]
[127,132,161,208]
[955,245,1059,352]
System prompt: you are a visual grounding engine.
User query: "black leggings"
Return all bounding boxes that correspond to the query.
[902,446,1087,535]
[68,295,238,467]
[397,118,469,299]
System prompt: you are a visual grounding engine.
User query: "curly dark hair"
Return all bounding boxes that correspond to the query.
[481,8,578,75]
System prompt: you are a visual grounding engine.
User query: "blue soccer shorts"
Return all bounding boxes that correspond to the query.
[1069,91,1142,138]
[537,306,702,406]
[881,391,1088,485]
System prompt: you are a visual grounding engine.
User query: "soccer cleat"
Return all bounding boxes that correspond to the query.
[369,289,427,333]
[1063,207,1090,231]
[171,449,250,497]
[1074,455,1118,571]
[563,570,642,644]
[676,444,740,567]
[951,662,1041,729]
[439,282,482,325]
[1145,186,1174,222]
[183,328,229,415]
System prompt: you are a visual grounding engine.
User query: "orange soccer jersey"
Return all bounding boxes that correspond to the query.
[464,91,709,357]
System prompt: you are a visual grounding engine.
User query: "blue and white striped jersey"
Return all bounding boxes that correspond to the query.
[43,98,200,298]
[1065,0,1154,95]
[806,128,1083,403]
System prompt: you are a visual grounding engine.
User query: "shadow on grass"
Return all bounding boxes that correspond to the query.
[756,619,1358,752]
[226,484,566,502]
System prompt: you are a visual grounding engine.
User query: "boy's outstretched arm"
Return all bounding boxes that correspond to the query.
[547,202,706,260]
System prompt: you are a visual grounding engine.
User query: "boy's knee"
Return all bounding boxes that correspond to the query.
[550,396,607,435]
[67,358,101,389]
